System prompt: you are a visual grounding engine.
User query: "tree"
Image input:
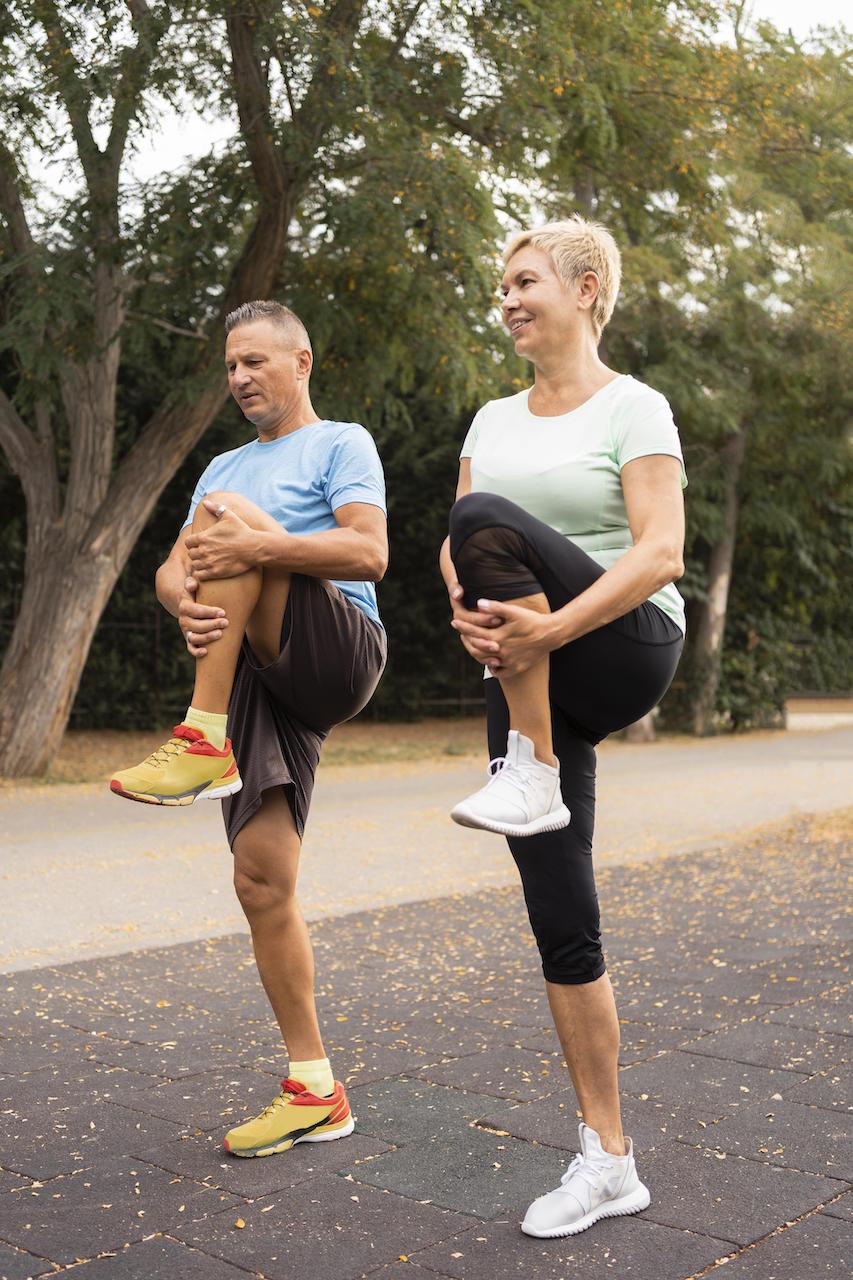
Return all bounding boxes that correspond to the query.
[0,0,504,773]
[1,0,735,772]
[679,22,852,731]
[2,1,848,767]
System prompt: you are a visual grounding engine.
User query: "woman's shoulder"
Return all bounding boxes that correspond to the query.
[611,374,672,410]
[474,388,530,422]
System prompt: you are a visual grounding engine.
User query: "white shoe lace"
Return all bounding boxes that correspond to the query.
[484,756,534,801]
[559,1151,613,1195]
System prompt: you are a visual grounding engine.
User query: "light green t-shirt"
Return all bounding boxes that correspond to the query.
[460,374,687,632]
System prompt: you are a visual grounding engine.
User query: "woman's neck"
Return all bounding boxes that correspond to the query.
[528,344,618,416]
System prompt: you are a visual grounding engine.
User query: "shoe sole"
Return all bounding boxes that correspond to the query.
[521,1184,651,1238]
[451,802,571,838]
[109,778,243,806]
[224,1115,355,1158]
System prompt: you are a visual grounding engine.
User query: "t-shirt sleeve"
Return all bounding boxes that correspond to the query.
[181,462,214,531]
[611,387,687,488]
[459,405,488,459]
[324,425,387,514]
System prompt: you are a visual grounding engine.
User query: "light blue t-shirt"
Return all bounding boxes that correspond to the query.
[183,420,386,625]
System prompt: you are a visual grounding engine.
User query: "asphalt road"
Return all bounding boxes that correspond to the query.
[1,727,851,972]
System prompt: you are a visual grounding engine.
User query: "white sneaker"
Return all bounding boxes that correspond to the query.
[450,730,571,837]
[522,1122,650,1238]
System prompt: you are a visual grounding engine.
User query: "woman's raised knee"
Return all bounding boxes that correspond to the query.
[450,490,511,535]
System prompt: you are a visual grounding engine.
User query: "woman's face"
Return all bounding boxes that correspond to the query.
[500,246,595,361]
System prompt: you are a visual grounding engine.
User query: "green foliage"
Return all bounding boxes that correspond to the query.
[0,1,850,732]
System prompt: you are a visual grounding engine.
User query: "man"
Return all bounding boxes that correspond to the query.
[110,300,388,1155]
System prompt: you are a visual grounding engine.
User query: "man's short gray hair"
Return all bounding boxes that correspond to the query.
[224,300,311,350]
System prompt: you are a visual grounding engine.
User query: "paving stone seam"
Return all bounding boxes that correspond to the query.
[653,1044,817,1075]
[374,1217,497,1276]
[671,1134,853,1183]
[366,1222,487,1279]
[772,1092,852,1118]
[101,1096,247,1135]
[678,1190,853,1279]
[157,1230,265,1277]
[336,1160,505,1228]
[636,1211,743,1249]
[0,1164,39,1188]
[0,1234,59,1275]
[84,1043,208,1082]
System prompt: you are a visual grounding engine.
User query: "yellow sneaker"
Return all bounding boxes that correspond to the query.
[109,724,242,806]
[223,1078,354,1157]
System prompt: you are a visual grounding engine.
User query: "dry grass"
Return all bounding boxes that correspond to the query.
[3,717,489,786]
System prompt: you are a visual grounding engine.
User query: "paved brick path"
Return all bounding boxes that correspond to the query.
[1,812,850,1278]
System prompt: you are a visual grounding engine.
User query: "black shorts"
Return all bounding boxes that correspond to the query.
[223,574,387,847]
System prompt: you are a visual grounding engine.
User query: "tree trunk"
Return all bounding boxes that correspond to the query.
[625,711,657,742]
[690,428,747,735]
[0,534,118,775]
[0,368,239,776]
[0,1,364,776]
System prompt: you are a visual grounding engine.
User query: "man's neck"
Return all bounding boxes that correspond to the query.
[256,401,322,442]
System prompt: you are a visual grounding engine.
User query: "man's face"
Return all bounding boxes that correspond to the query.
[225,319,311,429]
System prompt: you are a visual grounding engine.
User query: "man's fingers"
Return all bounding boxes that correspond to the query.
[181,603,226,619]
[182,618,227,636]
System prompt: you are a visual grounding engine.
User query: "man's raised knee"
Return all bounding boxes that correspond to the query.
[233,863,296,920]
[193,490,274,531]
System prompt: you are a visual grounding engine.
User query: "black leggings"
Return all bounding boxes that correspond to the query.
[449,492,684,984]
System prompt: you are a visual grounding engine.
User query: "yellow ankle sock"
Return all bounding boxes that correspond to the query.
[290,1057,334,1097]
[184,706,228,751]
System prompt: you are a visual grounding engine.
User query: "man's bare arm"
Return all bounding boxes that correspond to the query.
[185,500,388,583]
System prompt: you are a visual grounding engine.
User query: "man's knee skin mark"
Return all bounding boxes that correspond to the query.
[234,865,296,916]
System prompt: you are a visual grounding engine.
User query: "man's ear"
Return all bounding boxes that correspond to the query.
[296,347,313,379]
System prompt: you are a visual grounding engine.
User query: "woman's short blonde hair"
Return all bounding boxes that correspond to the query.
[503,216,622,340]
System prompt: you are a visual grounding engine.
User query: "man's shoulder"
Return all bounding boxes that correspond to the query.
[202,438,257,473]
[316,420,381,461]
[322,418,373,443]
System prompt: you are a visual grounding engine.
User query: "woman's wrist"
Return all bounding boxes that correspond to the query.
[546,606,575,650]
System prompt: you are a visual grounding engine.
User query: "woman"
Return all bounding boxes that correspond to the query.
[439,216,686,1238]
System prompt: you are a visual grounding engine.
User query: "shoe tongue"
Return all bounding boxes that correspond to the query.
[281,1076,307,1094]
[507,730,537,766]
[173,724,204,743]
[579,1122,606,1160]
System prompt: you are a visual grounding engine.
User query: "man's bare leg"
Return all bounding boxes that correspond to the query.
[110,489,292,802]
[232,787,325,1062]
[189,492,292,712]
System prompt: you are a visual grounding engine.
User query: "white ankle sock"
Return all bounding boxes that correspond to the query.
[289,1057,334,1097]
[184,706,227,750]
